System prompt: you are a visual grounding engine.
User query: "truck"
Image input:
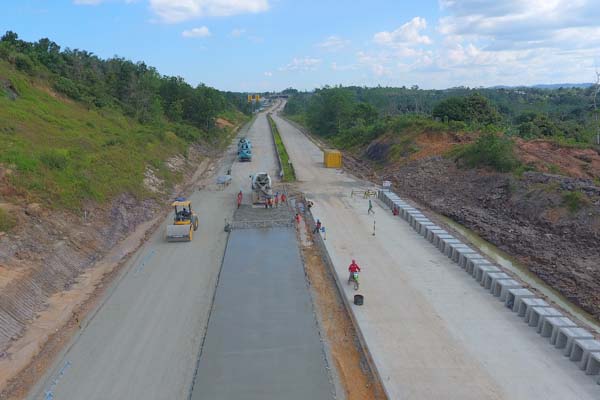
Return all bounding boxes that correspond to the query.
[250,172,272,205]
[238,137,252,161]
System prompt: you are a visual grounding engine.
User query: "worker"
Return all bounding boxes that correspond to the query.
[182,207,190,218]
[237,190,243,209]
[392,206,399,216]
[274,192,279,208]
[368,199,374,215]
[348,259,361,283]
[295,213,301,224]
[281,193,287,203]
[313,219,322,234]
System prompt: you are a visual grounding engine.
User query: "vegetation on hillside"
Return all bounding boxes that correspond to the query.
[0,32,249,210]
[284,85,600,172]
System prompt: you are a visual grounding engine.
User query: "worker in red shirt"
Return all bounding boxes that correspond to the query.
[348,259,361,283]
[281,193,287,203]
[237,190,243,208]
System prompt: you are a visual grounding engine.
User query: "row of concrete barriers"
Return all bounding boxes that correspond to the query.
[378,189,600,384]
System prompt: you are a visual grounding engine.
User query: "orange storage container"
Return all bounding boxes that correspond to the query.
[323,150,342,168]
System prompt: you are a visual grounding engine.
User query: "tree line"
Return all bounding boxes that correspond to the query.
[0,31,251,138]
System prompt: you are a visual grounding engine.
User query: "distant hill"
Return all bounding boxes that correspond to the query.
[490,83,594,90]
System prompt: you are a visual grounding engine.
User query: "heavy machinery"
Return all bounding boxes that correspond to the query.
[165,198,199,242]
[250,172,272,205]
[238,137,252,161]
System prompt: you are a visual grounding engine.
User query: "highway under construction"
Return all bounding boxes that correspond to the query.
[25,103,600,400]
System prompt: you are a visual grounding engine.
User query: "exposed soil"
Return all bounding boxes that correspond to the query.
[295,195,387,400]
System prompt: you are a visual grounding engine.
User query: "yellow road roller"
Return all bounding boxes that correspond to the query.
[165,198,199,242]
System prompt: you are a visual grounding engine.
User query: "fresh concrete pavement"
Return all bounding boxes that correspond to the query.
[27,112,280,399]
[271,107,600,400]
[190,228,333,400]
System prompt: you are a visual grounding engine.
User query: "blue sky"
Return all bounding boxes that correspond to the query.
[2,0,600,91]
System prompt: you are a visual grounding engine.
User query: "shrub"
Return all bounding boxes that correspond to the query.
[40,149,69,170]
[0,208,16,232]
[14,54,34,75]
[457,133,519,172]
[562,191,589,212]
[53,77,81,100]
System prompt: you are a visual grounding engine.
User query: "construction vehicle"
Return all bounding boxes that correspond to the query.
[165,198,199,242]
[250,172,272,205]
[238,137,252,161]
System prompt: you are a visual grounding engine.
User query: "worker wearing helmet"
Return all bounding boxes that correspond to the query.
[348,259,361,283]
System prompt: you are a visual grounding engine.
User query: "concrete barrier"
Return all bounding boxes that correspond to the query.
[433,234,455,248]
[473,263,500,283]
[491,279,521,301]
[505,288,534,311]
[451,246,476,263]
[444,242,468,258]
[483,272,510,289]
[426,229,448,243]
[555,327,594,356]
[527,306,562,328]
[518,298,549,319]
[418,223,437,236]
[421,225,442,238]
[569,339,600,370]
[439,238,462,254]
[540,317,577,340]
[584,352,600,376]
[459,253,485,269]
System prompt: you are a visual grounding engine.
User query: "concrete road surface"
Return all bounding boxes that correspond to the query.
[27,112,280,399]
[190,228,333,400]
[272,109,600,400]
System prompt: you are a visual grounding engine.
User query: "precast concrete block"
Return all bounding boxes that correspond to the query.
[482,272,510,289]
[445,242,468,258]
[539,317,577,340]
[434,234,455,248]
[506,288,534,311]
[452,247,476,263]
[585,352,600,376]
[493,279,522,301]
[413,218,431,230]
[527,306,562,328]
[400,208,417,219]
[408,213,426,226]
[556,327,594,356]
[569,339,600,370]
[473,264,500,283]
[439,238,462,254]
[422,225,441,238]
[427,229,448,242]
[459,253,485,269]
[469,259,493,277]
[518,298,549,319]
[418,223,437,236]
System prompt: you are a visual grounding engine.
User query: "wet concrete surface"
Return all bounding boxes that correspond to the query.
[190,227,333,400]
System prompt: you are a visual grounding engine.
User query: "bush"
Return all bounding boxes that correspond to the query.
[40,149,69,170]
[53,77,81,100]
[562,191,589,212]
[0,208,16,232]
[14,53,34,75]
[457,133,519,172]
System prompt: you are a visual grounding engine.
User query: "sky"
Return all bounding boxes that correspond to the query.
[2,0,600,92]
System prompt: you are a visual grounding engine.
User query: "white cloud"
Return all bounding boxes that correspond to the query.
[279,57,322,72]
[182,26,211,38]
[374,17,432,47]
[316,36,350,52]
[264,71,273,77]
[150,0,269,23]
[231,28,246,37]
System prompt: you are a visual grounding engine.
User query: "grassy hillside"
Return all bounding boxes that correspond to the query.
[0,60,245,210]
